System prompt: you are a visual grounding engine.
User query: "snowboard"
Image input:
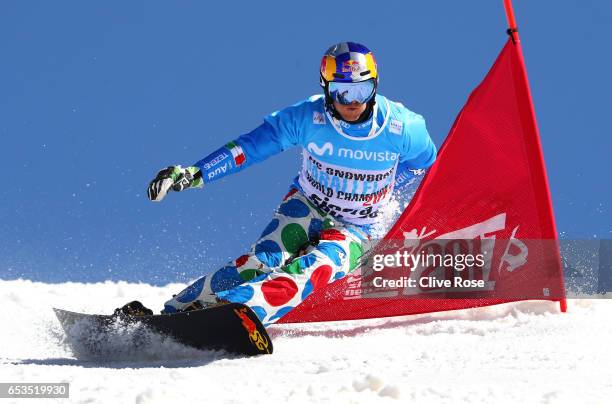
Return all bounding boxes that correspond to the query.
[54,302,273,357]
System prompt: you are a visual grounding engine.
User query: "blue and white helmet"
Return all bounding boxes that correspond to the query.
[319,42,379,120]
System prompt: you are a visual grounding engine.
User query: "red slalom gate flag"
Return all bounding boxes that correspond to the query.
[279,38,567,324]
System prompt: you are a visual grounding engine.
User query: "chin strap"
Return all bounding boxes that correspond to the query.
[326,99,379,139]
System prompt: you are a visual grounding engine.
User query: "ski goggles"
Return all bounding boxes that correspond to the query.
[328,79,376,105]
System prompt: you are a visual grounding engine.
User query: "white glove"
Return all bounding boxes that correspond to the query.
[147,165,202,202]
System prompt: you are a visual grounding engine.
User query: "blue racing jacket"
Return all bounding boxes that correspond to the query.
[193,94,436,225]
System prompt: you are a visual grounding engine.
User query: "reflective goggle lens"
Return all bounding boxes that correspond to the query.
[328,80,375,105]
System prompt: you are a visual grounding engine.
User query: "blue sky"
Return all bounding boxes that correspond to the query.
[0,1,610,284]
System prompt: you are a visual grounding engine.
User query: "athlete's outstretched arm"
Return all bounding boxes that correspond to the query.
[146,102,305,201]
[193,105,303,184]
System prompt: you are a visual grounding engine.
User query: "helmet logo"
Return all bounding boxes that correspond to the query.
[341,60,364,73]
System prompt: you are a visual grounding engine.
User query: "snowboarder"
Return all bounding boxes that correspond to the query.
[120,42,437,326]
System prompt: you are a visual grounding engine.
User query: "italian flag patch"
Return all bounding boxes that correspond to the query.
[225,141,246,167]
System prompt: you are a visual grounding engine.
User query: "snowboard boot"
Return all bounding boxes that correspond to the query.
[114,300,154,317]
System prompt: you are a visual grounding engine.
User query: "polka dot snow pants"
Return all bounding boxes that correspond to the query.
[163,188,372,326]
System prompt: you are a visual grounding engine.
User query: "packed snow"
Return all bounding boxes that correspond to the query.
[0,279,610,403]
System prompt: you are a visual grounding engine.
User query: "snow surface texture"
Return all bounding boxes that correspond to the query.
[0,279,610,404]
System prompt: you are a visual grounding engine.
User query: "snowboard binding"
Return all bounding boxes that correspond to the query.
[114,300,154,317]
